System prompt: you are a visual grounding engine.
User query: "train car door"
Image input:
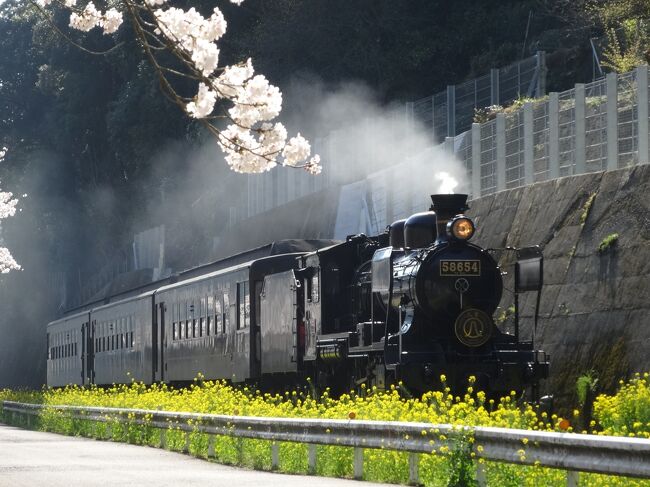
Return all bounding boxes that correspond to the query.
[81,318,94,385]
[155,301,166,382]
[81,323,86,385]
[89,320,95,384]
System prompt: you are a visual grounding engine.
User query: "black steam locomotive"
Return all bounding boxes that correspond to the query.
[47,193,549,396]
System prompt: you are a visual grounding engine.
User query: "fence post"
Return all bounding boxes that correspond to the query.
[447,85,456,137]
[476,461,487,487]
[523,102,534,184]
[408,452,420,485]
[271,443,279,470]
[566,470,580,487]
[536,51,547,98]
[159,428,166,449]
[405,102,415,132]
[491,68,500,106]
[183,431,190,453]
[444,136,455,156]
[471,123,482,199]
[549,92,560,179]
[606,72,619,171]
[431,96,437,140]
[353,447,364,480]
[637,65,649,165]
[574,83,586,175]
[307,444,317,474]
[496,113,506,191]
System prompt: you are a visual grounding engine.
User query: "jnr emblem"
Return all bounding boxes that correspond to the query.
[454,308,492,347]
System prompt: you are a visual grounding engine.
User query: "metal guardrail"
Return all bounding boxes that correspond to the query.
[3,401,650,486]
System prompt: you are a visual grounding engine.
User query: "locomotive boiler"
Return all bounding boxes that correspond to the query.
[47,193,548,398]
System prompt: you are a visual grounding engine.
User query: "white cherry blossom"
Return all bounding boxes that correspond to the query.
[0,148,20,273]
[43,0,322,175]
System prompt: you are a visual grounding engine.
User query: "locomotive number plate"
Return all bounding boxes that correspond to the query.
[440,260,481,276]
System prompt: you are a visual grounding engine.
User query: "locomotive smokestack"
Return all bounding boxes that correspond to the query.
[430,194,469,243]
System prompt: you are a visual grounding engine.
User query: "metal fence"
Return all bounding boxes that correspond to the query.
[4,400,650,486]
[453,65,650,199]
[408,52,547,141]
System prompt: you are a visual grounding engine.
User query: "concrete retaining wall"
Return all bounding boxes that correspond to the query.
[469,165,650,403]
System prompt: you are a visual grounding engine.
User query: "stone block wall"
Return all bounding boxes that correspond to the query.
[468,165,650,404]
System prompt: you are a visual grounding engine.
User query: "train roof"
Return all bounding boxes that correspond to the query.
[63,238,338,315]
[155,261,251,294]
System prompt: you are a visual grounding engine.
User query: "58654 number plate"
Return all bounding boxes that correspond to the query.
[440,260,481,276]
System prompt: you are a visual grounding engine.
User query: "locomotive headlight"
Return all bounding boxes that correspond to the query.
[447,215,475,241]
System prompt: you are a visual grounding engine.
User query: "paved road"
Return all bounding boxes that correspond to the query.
[0,424,387,487]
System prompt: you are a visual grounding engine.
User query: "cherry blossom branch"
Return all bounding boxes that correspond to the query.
[0,147,20,274]
[33,0,322,175]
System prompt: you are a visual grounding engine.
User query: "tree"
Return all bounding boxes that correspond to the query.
[32,0,322,174]
[0,147,20,274]
[584,0,650,72]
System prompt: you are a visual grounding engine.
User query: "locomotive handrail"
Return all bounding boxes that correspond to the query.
[3,400,650,485]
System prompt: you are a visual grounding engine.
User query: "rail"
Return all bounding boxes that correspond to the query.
[3,400,650,486]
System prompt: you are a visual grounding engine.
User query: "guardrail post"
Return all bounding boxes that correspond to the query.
[271,442,279,470]
[606,72,618,170]
[208,435,215,458]
[183,431,191,453]
[307,444,317,474]
[106,423,112,440]
[476,461,487,487]
[26,414,31,428]
[566,470,579,487]
[353,447,363,480]
[159,428,166,449]
[637,64,649,165]
[408,452,419,485]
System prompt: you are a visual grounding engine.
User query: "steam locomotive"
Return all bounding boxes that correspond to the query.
[47,193,549,396]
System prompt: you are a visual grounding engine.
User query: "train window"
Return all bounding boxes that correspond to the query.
[312,270,320,303]
[130,331,135,348]
[223,292,229,333]
[74,343,77,356]
[180,321,185,340]
[207,295,213,335]
[192,318,197,338]
[215,296,222,334]
[173,322,178,341]
[237,282,250,329]
[200,297,206,337]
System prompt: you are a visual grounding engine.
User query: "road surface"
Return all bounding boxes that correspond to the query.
[0,423,387,487]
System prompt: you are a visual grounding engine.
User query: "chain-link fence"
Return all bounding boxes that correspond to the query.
[451,65,650,198]
[409,52,546,141]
